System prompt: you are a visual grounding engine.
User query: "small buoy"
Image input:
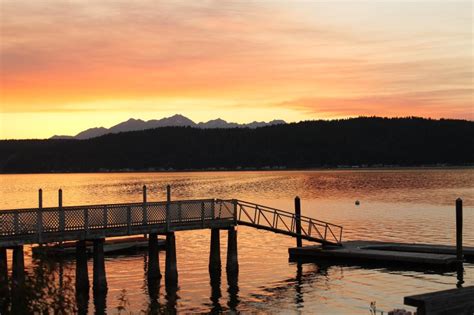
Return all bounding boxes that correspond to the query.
[355,200,360,206]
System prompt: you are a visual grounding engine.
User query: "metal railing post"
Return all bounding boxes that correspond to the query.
[14,212,19,235]
[143,185,147,226]
[211,199,215,219]
[59,189,65,232]
[37,189,43,243]
[103,206,108,229]
[294,196,302,248]
[233,200,238,224]
[456,198,463,261]
[201,202,205,227]
[166,185,171,231]
[127,206,132,234]
[84,208,89,237]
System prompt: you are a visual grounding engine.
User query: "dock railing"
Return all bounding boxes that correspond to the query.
[216,199,343,246]
[0,199,235,246]
[0,198,343,246]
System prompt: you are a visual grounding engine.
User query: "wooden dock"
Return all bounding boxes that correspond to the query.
[32,236,166,257]
[0,189,343,295]
[404,286,474,315]
[288,240,474,266]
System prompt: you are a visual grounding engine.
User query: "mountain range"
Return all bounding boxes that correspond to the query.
[51,114,286,140]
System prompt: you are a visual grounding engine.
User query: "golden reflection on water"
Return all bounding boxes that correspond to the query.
[0,169,473,313]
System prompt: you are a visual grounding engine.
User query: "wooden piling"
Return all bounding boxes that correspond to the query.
[11,263,27,315]
[209,228,221,273]
[456,198,463,262]
[0,248,7,295]
[148,233,161,279]
[76,288,90,315]
[165,232,178,286]
[75,240,90,292]
[209,265,222,312]
[12,246,25,287]
[93,289,107,315]
[226,266,239,310]
[295,197,302,248]
[226,227,238,275]
[93,238,107,293]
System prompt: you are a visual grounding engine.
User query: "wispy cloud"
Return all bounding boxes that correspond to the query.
[278,88,474,120]
[0,0,472,138]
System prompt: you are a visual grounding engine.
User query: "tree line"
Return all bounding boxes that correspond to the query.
[0,117,472,173]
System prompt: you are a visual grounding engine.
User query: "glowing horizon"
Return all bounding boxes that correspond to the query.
[1,1,472,139]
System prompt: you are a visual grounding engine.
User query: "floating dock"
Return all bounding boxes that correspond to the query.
[32,236,166,257]
[404,286,474,315]
[289,240,474,266]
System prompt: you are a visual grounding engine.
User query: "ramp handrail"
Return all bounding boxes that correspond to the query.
[216,199,343,246]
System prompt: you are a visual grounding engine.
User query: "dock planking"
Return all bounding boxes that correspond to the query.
[404,286,474,315]
[344,240,474,261]
[288,240,472,266]
[31,236,166,257]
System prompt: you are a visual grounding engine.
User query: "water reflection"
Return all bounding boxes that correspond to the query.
[294,263,303,308]
[8,255,78,314]
[209,269,222,313]
[76,290,90,315]
[0,248,8,314]
[457,264,464,288]
[164,281,179,313]
[0,247,470,314]
[0,170,473,313]
[226,271,239,311]
[146,277,161,314]
[93,289,107,315]
[2,169,473,209]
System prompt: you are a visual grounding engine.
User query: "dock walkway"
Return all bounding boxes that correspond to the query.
[289,240,474,267]
[0,198,342,247]
[405,286,474,314]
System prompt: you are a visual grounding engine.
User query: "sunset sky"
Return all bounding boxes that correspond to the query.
[1,0,472,139]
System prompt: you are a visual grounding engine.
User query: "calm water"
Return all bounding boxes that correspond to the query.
[0,169,473,314]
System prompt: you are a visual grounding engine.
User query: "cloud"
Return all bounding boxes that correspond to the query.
[277,88,474,120]
[0,0,472,122]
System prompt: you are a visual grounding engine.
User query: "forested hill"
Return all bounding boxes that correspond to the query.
[1,117,473,173]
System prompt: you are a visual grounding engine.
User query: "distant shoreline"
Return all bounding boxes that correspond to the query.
[2,118,472,174]
[1,164,472,175]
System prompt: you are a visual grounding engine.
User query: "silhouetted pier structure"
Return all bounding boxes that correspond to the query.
[0,186,468,314]
[404,286,474,315]
[289,198,468,268]
[0,186,342,296]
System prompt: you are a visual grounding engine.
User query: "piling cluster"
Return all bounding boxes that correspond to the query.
[0,184,240,312]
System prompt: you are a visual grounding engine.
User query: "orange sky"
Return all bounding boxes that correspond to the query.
[0,1,473,139]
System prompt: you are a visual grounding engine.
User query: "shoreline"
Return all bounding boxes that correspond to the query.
[0,164,472,175]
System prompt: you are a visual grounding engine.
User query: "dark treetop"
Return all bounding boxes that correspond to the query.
[1,117,473,173]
